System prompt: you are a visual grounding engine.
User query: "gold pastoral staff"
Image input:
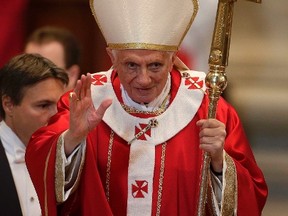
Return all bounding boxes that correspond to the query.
[198,0,262,215]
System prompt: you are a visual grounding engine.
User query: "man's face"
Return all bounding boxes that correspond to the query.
[110,49,175,104]
[3,78,65,145]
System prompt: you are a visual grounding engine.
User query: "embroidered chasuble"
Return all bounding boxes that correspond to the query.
[26,69,267,216]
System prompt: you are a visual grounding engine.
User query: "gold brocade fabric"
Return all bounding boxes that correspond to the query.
[221,153,237,216]
[205,152,237,216]
[54,135,86,204]
[55,136,65,203]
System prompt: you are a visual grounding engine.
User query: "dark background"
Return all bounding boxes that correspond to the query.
[26,0,111,73]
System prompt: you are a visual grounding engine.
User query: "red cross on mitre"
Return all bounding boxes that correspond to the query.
[132,180,148,198]
[91,74,107,86]
[184,77,204,90]
[135,123,151,141]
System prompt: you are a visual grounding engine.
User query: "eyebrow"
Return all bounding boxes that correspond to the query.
[33,99,56,105]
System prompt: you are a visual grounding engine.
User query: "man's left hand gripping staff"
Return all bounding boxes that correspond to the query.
[196,119,226,173]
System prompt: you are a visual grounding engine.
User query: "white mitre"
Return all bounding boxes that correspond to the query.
[90,0,199,51]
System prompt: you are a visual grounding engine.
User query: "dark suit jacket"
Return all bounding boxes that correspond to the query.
[0,139,23,215]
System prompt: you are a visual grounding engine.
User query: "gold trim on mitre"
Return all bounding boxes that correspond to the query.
[108,43,179,51]
[90,0,199,51]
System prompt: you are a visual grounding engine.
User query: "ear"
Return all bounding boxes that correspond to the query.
[106,47,115,64]
[172,51,178,63]
[2,95,14,117]
[66,64,81,88]
[67,64,81,79]
[169,51,178,71]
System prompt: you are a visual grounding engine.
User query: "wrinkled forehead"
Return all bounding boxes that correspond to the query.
[113,49,175,60]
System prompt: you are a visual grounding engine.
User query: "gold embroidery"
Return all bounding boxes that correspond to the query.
[221,153,237,216]
[55,137,65,203]
[105,130,114,201]
[121,94,170,115]
[121,104,166,115]
[109,43,178,52]
[156,142,167,216]
[55,134,86,208]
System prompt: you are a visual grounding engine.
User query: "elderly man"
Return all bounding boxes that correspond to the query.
[26,0,267,215]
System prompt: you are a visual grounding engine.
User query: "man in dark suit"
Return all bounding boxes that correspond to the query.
[0,53,68,215]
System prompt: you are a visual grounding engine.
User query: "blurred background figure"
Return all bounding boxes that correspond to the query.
[25,26,81,91]
[0,53,68,215]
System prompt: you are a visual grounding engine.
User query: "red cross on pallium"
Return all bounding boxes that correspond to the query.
[132,180,148,198]
[91,74,107,85]
[135,123,151,141]
[185,77,203,89]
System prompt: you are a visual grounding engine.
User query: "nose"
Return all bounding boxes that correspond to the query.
[49,104,58,117]
[137,68,151,86]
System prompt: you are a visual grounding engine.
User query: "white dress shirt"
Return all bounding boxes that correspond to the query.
[0,121,41,216]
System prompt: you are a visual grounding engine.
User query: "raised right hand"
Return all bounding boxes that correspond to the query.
[64,73,112,155]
